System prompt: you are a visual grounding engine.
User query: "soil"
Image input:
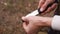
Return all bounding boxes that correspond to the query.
[0,0,59,34]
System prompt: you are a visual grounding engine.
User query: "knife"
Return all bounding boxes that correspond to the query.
[22,0,58,22]
[25,0,58,17]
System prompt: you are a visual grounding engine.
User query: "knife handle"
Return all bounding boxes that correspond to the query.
[38,0,58,14]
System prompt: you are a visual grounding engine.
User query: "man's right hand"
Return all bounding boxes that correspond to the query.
[38,0,58,15]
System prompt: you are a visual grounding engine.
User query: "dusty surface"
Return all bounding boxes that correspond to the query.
[0,0,59,34]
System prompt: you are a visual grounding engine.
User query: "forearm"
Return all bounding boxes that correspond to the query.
[37,15,60,31]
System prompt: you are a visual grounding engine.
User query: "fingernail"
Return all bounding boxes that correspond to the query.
[40,8,44,12]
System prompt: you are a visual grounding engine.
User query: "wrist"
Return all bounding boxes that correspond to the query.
[45,17,53,27]
[38,17,53,27]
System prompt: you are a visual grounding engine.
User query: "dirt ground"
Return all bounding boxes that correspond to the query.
[0,0,59,34]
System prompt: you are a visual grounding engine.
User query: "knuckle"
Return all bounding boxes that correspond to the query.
[52,3,58,8]
[54,3,58,6]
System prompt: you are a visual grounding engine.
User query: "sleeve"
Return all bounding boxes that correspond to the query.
[51,15,60,30]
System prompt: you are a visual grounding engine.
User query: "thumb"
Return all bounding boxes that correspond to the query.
[22,17,29,22]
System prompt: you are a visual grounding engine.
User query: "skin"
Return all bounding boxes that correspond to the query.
[38,0,57,15]
[22,16,52,34]
[22,0,58,34]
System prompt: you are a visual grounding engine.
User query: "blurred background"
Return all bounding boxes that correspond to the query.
[0,0,59,34]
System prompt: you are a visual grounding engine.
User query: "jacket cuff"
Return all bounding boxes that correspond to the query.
[51,15,60,30]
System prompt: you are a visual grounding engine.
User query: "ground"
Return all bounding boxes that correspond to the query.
[0,0,59,34]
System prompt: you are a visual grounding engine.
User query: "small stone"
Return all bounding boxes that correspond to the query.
[4,3,8,6]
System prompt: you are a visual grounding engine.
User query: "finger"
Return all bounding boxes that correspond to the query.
[23,22,27,29]
[23,22,29,33]
[40,0,52,11]
[41,3,58,15]
[38,0,45,8]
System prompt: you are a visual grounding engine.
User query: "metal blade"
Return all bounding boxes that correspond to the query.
[25,10,39,17]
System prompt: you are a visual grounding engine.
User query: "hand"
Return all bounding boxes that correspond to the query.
[22,16,52,34]
[38,0,58,15]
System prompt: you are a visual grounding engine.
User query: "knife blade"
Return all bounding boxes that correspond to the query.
[25,10,39,17]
